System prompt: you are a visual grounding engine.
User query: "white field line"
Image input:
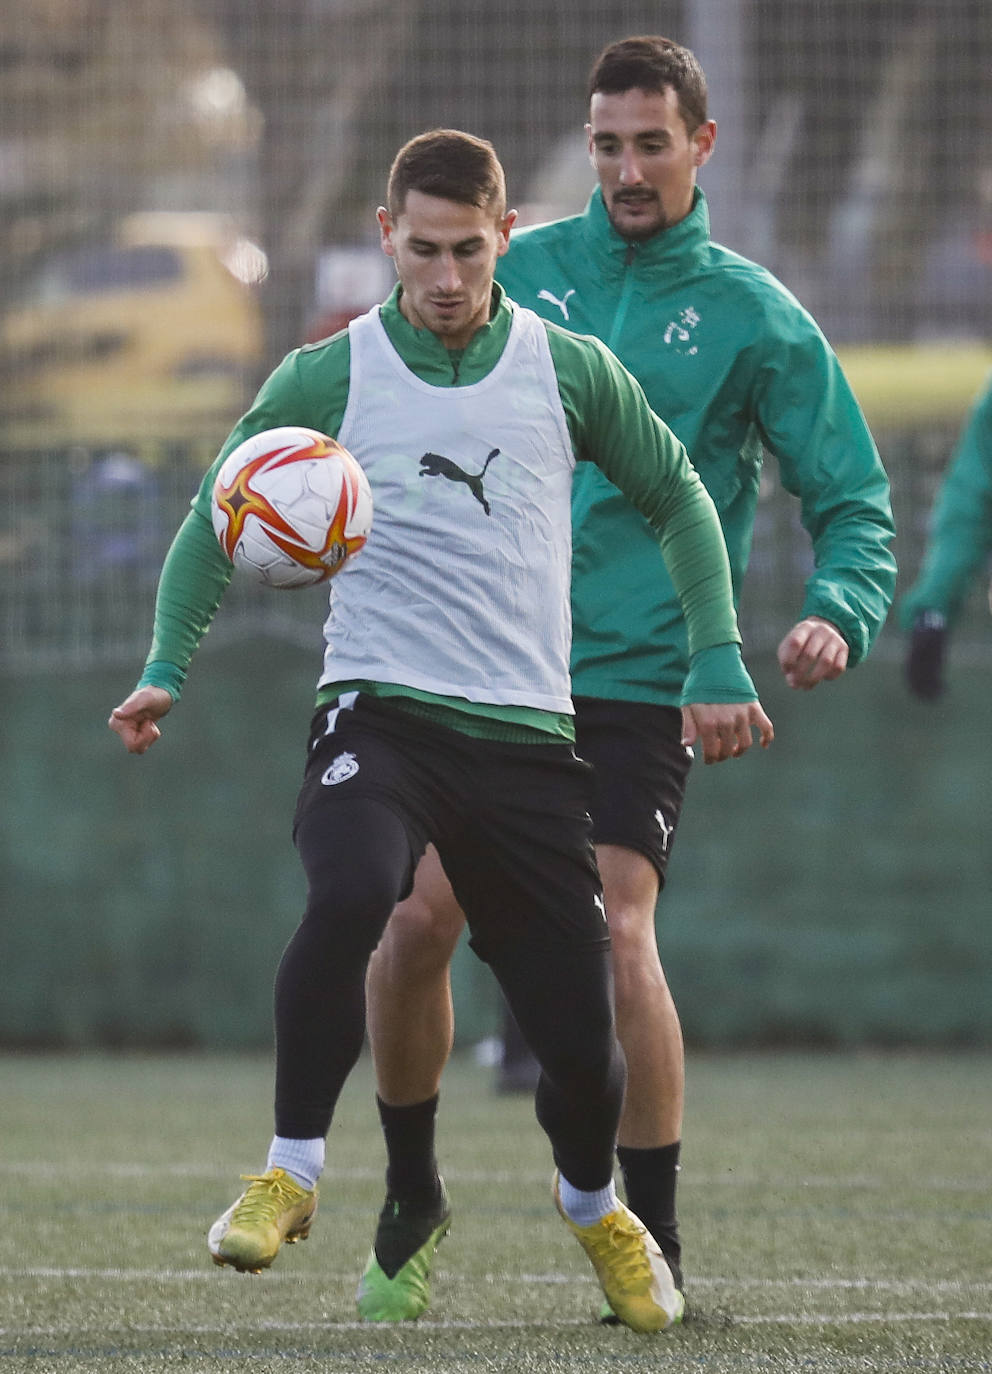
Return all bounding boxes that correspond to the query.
[1,1161,988,1192]
[1,1266,990,1298]
[731,1312,992,1326]
[0,1320,581,1336]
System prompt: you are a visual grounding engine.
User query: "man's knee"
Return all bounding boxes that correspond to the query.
[603,888,671,1016]
[376,864,465,979]
[597,846,661,957]
[606,893,661,967]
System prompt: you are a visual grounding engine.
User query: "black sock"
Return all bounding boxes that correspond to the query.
[376,1094,441,1205]
[616,1141,682,1271]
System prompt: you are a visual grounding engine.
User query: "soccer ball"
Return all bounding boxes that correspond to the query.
[211,426,373,588]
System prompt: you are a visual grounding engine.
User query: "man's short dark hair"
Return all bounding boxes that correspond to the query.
[587,36,708,132]
[387,129,506,219]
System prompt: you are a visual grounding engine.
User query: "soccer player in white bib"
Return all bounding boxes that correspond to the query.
[109,127,773,1334]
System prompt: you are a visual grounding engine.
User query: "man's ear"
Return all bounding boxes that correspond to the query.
[496,208,518,255]
[693,119,717,168]
[377,206,396,258]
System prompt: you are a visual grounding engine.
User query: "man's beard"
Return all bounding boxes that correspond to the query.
[608,190,668,241]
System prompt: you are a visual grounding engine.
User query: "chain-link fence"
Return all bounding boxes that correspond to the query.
[3,421,990,673]
[2,0,991,670]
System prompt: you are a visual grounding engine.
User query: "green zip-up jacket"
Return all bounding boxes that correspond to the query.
[899,370,992,628]
[138,283,756,741]
[496,188,897,705]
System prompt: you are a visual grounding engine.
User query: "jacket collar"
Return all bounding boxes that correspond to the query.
[581,185,711,279]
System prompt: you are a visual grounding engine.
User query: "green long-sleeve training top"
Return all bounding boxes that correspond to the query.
[138,282,757,742]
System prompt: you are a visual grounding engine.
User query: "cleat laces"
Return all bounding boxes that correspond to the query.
[585,1214,652,1292]
[230,1171,303,1226]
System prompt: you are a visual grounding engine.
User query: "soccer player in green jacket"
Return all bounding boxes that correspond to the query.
[901,370,992,698]
[362,39,895,1323]
[109,128,774,1334]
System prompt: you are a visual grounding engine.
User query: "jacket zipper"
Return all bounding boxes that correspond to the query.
[607,245,638,353]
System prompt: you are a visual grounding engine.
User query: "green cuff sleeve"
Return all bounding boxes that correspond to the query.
[137,661,186,702]
[680,642,757,705]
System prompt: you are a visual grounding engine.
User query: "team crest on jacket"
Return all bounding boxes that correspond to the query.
[321,751,359,786]
[663,306,701,355]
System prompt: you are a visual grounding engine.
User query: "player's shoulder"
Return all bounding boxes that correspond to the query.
[254,321,353,414]
[531,310,614,358]
[502,212,586,272]
[299,322,352,356]
[703,239,817,323]
[510,210,585,249]
[290,323,353,387]
[527,310,634,397]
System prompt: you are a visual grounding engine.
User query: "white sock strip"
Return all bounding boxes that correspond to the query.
[557,1174,619,1227]
[267,1135,324,1191]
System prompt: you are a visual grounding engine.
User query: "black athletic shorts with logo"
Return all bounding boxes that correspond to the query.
[572,696,694,888]
[294,693,609,962]
[284,694,624,1179]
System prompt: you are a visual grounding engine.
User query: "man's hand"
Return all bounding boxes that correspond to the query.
[681,700,774,765]
[777,616,849,690]
[905,611,948,701]
[108,686,173,754]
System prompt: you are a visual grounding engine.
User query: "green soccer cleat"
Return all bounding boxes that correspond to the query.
[208,1167,318,1274]
[553,1172,684,1334]
[356,1181,452,1321]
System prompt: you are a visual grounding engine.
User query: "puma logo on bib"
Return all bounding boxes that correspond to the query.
[418,447,499,515]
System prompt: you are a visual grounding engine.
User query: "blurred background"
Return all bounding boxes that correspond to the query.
[1,0,990,1050]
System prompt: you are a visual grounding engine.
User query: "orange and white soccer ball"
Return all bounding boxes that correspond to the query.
[211,426,373,588]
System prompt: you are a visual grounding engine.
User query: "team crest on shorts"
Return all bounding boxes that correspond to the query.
[321,751,359,786]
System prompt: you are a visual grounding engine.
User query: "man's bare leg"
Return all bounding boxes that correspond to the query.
[596,842,684,1284]
[596,844,684,1147]
[366,844,466,1106]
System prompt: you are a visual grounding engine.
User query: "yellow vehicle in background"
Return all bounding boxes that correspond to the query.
[0,212,266,459]
[837,341,992,431]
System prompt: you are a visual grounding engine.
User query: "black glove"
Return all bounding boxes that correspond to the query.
[905,610,948,700]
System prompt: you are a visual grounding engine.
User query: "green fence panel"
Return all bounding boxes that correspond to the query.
[2,639,990,1049]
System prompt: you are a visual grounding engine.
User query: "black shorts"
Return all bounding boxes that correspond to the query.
[573,696,693,887]
[294,694,608,961]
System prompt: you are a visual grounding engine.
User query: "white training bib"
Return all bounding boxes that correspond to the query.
[318,303,576,712]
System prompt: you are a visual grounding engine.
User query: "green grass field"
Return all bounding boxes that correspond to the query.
[1,1050,990,1372]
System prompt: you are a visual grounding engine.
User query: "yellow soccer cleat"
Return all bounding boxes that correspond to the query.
[553,1171,684,1333]
[208,1168,318,1274]
[600,1253,684,1324]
